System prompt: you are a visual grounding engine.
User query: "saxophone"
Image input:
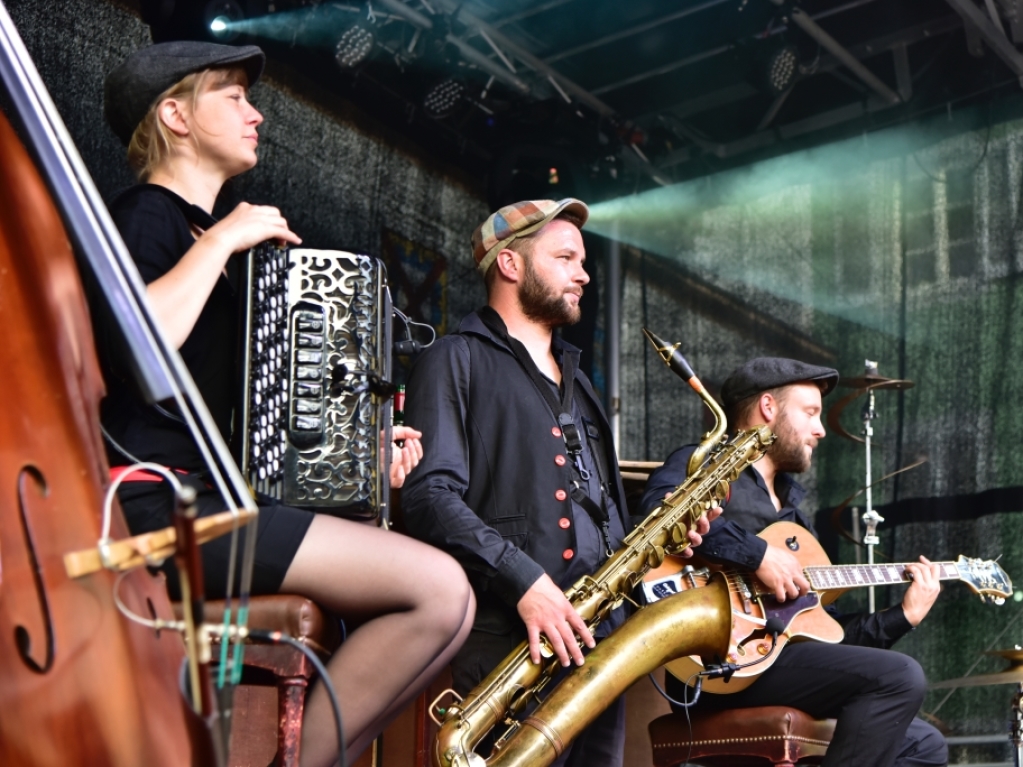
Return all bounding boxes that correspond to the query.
[430,329,775,767]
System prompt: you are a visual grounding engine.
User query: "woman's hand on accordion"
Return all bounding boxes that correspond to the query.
[205,202,302,254]
[389,426,423,488]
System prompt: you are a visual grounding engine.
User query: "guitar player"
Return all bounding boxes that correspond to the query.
[640,358,947,767]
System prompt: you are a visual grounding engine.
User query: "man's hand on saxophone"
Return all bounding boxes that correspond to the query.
[517,509,721,667]
[680,507,721,554]
[517,573,595,667]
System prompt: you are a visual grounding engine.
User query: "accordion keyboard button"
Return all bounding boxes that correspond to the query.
[294,415,322,432]
[294,382,320,397]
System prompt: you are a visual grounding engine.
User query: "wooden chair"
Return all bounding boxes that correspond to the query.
[649,706,836,767]
[178,595,342,767]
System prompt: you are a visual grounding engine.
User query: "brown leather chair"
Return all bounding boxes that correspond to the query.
[179,595,342,767]
[649,706,836,767]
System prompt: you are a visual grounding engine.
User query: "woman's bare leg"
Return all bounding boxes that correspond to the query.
[279,515,474,767]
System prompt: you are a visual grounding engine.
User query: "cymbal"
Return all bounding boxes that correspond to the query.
[929,647,1023,689]
[837,374,915,390]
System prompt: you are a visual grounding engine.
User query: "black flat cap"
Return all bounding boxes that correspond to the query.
[720,357,839,409]
[104,41,265,145]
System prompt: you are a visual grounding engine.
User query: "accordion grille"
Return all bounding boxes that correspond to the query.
[240,243,390,519]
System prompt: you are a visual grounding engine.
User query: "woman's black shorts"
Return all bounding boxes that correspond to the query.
[117,474,315,600]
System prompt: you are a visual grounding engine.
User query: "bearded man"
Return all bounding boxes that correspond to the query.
[401,199,712,766]
[640,358,948,767]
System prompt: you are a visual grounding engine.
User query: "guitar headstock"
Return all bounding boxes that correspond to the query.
[955,556,1013,605]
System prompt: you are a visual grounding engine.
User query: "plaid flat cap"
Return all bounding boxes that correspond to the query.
[471,198,589,275]
[105,41,265,146]
[720,357,839,409]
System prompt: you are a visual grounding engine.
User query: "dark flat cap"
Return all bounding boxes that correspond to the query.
[104,41,265,145]
[720,357,838,409]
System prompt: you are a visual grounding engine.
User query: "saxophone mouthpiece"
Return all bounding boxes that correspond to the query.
[642,328,696,383]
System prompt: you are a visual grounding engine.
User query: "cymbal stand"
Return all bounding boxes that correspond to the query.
[1013,682,1023,767]
[860,360,884,614]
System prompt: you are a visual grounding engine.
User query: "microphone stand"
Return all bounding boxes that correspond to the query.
[860,360,884,614]
[1013,681,1023,767]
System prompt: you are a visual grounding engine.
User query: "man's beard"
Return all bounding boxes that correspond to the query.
[768,407,814,473]
[518,258,581,327]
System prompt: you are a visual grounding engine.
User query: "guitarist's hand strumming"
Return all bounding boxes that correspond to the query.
[757,544,811,602]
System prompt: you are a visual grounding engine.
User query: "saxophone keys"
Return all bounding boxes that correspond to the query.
[647,546,666,567]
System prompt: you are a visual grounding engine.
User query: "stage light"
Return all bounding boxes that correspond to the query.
[423,78,465,120]
[205,0,242,41]
[764,44,799,95]
[334,25,375,69]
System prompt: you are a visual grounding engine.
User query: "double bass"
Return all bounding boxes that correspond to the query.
[0,3,259,763]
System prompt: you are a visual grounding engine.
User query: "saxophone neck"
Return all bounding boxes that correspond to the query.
[641,328,726,475]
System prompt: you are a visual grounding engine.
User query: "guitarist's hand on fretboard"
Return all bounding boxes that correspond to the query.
[756,544,811,602]
[901,556,942,626]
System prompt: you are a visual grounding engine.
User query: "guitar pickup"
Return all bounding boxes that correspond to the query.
[738,577,754,614]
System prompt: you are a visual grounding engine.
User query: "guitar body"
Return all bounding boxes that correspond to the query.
[654,522,845,693]
[646,520,1011,694]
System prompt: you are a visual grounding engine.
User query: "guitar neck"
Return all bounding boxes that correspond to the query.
[805,561,961,591]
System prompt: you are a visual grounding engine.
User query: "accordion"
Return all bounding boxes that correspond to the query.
[238,243,392,519]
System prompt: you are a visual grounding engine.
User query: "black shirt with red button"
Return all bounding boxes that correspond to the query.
[401,309,629,638]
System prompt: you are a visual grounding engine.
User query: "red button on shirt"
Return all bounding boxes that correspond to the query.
[558,517,571,529]
[554,489,567,501]
[551,426,562,437]
[562,549,574,560]
[554,455,567,467]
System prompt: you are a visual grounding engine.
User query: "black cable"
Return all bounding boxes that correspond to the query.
[648,669,703,708]
[701,617,785,682]
[649,618,785,767]
[648,671,703,767]
[248,630,347,767]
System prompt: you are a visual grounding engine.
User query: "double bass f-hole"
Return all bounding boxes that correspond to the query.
[10,466,56,674]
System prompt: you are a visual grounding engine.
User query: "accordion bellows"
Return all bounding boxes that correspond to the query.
[239,243,391,518]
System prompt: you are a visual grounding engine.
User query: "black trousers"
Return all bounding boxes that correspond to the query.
[667,642,947,767]
[452,628,626,767]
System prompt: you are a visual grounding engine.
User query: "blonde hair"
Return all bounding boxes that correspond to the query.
[126,67,248,180]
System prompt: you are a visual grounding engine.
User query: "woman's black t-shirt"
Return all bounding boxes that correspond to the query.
[101,184,239,471]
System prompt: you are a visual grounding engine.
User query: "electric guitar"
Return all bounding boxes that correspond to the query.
[643,520,1013,693]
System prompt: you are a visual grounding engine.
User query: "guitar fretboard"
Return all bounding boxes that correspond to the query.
[805,562,958,591]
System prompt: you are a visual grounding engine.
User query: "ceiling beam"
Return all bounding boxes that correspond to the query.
[543,0,732,65]
[487,0,578,30]
[636,15,962,125]
[424,0,673,185]
[786,7,901,105]
[585,0,885,97]
[945,0,1023,86]
[656,95,896,168]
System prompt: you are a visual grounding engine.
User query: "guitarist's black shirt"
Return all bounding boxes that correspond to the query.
[641,444,914,648]
[640,444,816,570]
